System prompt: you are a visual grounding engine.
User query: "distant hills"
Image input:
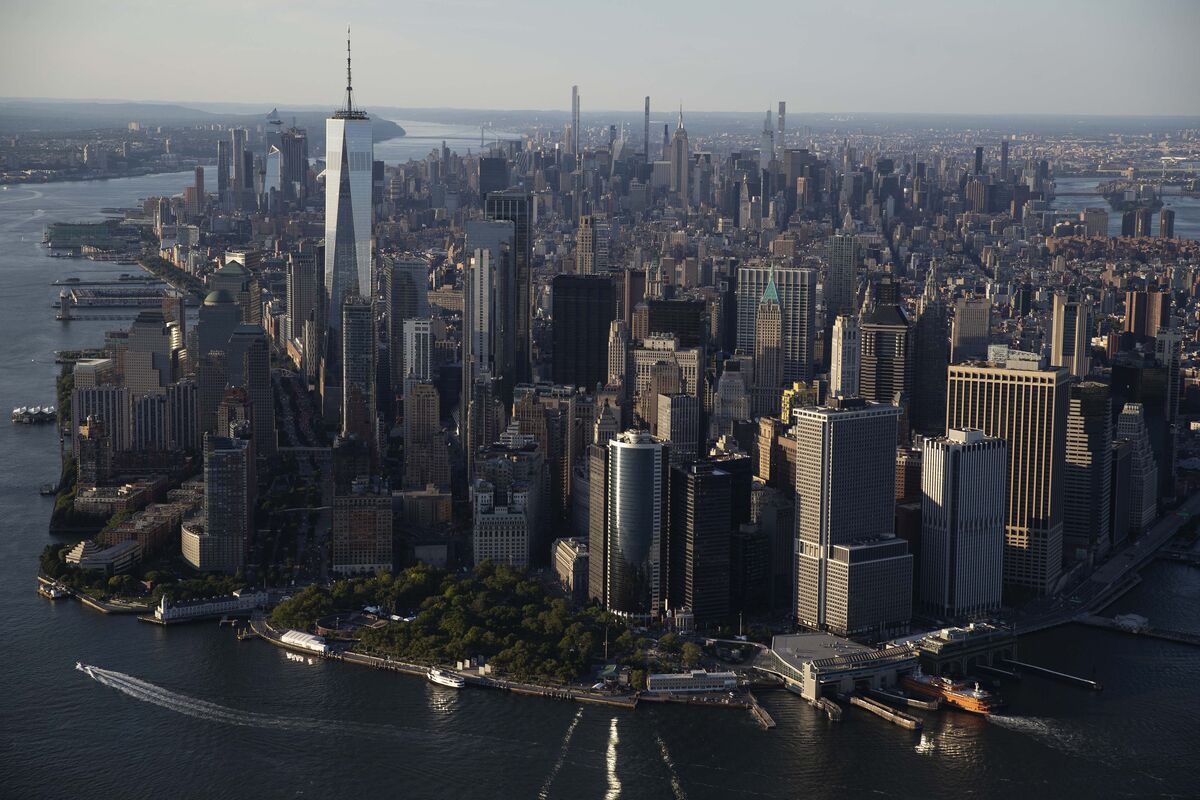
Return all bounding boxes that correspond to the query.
[0,99,405,146]
[4,98,1198,140]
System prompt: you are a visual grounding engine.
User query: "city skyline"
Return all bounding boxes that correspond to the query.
[6,6,1200,797]
[3,1,1199,117]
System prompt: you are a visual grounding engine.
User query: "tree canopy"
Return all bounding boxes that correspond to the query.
[270,561,629,683]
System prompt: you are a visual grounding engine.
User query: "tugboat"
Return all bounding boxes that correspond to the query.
[900,668,1003,715]
[427,667,466,689]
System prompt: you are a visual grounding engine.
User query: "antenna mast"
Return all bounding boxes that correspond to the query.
[334,25,368,120]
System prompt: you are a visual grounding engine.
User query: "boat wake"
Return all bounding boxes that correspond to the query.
[655,731,687,800]
[537,707,583,800]
[604,717,621,800]
[78,663,330,733]
[75,662,537,750]
[986,714,1088,756]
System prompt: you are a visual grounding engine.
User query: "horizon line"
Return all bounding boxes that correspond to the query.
[3,96,1200,121]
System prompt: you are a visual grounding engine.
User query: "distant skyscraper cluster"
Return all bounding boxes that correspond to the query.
[59,46,1190,658]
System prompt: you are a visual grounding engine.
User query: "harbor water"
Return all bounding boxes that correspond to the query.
[2,173,1199,799]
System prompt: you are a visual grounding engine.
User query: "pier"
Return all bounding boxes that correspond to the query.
[812,697,843,722]
[748,692,776,729]
[868,688,940,710]
[1076,614,1200,648]
[51,277,162,286]
[58,312,140,321]
[848,695,922,730]
[975,664,1020,680]
[1001,659,1102,691]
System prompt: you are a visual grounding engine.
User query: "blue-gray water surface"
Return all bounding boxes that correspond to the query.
[1,173,1198,799]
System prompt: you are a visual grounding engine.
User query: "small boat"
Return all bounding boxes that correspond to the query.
[40,483,57,496]
[40,582,69,600]
[427,668,466,689]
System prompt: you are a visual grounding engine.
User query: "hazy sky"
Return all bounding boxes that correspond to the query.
[3,0,1199,116]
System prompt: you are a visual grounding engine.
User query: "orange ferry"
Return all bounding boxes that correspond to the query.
[900,669,1003,715]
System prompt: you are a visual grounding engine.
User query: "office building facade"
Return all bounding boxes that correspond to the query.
[920,430,1007,618]
[946,363,1069,596]
[794,399,912,638]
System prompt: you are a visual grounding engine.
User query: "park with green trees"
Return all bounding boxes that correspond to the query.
[269,561,700,685]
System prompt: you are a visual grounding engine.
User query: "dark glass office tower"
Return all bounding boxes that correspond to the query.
[911,300,949,436]
[669,462,731,622]
[478,157,508,197]
[484,190,532,384]
[551,275,616,391]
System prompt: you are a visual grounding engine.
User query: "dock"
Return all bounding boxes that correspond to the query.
[136,611,253,626]
[868,688,939,710]
[1002,658,1102,691]
[849,695,922,730]
[813,697,843,722]
[748,692,776,729]
[52,277,162,286]
[1076,614,1200,648]
[976,663,1020,680]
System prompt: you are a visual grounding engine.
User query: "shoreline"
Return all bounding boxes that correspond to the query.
[2,125,408,188]
[249,615,643,710]
[37,575,148,614]
[1,166,206,188]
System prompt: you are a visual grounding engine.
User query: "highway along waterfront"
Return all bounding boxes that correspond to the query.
[4,174,1200,799]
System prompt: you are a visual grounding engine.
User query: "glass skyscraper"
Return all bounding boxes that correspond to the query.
[605,431,667,616]
[324,36,373,331]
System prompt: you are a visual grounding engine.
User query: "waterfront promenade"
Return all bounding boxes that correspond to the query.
[249,615,640,710]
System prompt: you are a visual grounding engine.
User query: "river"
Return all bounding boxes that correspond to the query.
[374,119,522,164]
[1051,175,1200,240]
[2,174,1198,799]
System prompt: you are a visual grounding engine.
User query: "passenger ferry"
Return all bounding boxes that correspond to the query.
[900,668,1003,715]
[427,668,466,689]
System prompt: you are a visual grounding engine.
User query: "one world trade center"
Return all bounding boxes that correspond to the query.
[322,29,373,419]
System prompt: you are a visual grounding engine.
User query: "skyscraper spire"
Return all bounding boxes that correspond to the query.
[335,25,367,120]
[760,266,780,305]
[677,102,684,131]
[345,26,354,112]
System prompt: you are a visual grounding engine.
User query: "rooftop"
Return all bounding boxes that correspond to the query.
[769,632,873,671]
